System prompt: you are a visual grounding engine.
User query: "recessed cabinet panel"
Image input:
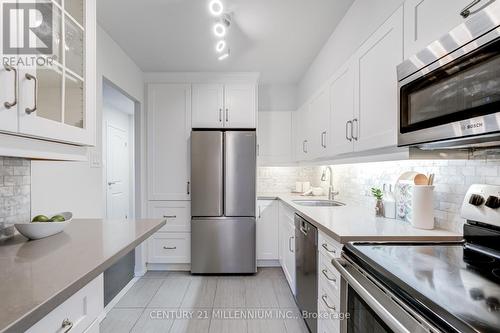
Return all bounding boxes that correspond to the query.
[147,201,191,233]
[257,200,279,260]
[403,0,478,59]
[329,63,355,156]
[224,84,256,128]
[308,87,330,159]
[192,84,224,128]
[147,84,191,201]
[353,7,403,152]
[0,64,18,133]
[257,111,292,165]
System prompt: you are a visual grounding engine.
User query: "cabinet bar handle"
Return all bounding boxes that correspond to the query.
[3,64,17,109]
[321,295,336,311]
[258,206,262,218]
[322,243,337,254]
[346,121,352,141]
[352,118,359,141]
[219,108,222,122]
[225,108,229,122]
[25,73,37,114]
[163,215,177,219]
[163,246,177,250]
[322,269,337,283]
[321,131,327,148]
[460,0,482,18]
[187,181,190,195]
[61,318,73,332]
[304,140,308,153]
[289,236,294,253]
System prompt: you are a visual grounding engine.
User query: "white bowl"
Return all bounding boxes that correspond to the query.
[15,212,73,240]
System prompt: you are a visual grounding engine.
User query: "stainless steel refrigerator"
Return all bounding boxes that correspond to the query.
[191,130,257,274]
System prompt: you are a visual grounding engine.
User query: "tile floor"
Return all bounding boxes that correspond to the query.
[100,268,309,333]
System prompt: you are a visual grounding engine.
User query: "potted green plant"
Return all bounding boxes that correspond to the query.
[371,187,385,217]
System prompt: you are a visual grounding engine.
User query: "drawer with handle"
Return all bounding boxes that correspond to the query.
[26,274,103,333]
[319,279,341,317]
[319,252,341,297]
[318,301,341,333]
[147,201,191,232]
[148,233,191,264]
[319,230,342,259]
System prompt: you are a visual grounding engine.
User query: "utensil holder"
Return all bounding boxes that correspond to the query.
[408,185,435,230]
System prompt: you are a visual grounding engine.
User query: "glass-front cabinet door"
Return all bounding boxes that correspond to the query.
[17,0,95,145]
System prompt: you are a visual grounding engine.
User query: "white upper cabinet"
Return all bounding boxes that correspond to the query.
[308,87,330,159]
[16,0,96,146]
[353,6,403,152]
[0,64,18,133]
[147,84,191,201]
[257,111,292,165]
[191,83,256,129]
[293,105,311,161]
[403,0,486,59]
[192,84,224,128]
[328,62,355,156]
[224,84,256,128]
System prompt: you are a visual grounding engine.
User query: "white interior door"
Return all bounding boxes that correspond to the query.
[106,124,129,219]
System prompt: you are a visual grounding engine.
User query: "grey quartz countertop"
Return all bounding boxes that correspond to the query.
[258,193,462,243]
[0,218,165,333]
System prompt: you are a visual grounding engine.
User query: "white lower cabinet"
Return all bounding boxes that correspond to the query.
[147,201,191,233]
[318,230,343,333]
[278,202,296,294]
[147,201,191,264]
[26,274,103,333]
[148,232,191,264]
[257,200,279,260]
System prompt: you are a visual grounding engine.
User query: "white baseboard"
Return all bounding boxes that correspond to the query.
[145,261,280,271]
[134,267,147,277]
[147,263,191,271]
[98,277,139,322]
[257,259,280,267]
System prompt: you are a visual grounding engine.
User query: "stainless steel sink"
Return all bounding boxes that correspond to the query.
[292,199,345,207]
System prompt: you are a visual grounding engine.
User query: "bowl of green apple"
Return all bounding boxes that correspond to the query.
[15,212,73,240]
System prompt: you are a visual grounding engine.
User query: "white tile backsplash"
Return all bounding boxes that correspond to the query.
[0,157,31,238]
[257,167,318,194]
[258,157,500,233]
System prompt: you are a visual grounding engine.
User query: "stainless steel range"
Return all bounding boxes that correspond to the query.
[333,184,500,332]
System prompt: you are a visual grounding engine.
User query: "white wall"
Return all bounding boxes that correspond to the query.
[297,0,404,106]
[258,84,297,111]
[31,26,145,218]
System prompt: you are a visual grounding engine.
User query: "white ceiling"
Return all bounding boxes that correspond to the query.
[97,0,354,84]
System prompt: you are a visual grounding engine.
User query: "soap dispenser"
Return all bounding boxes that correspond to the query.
[383,184,396,219]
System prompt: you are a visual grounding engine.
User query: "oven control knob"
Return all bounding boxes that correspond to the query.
[485,196,500,209]
[469,194,485,206]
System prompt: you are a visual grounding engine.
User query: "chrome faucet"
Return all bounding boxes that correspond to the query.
[321,166,339,201]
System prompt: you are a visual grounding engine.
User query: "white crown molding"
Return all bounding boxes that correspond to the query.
[144,72,260,84]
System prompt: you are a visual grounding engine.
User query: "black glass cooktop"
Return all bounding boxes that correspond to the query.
[345,242,500,333]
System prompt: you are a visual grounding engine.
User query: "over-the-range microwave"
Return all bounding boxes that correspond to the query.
[397,0,500,149]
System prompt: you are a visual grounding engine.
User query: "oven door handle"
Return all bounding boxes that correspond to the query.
[331,258,412,333]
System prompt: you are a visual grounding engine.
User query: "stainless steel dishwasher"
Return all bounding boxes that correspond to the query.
[295,214,318,333]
